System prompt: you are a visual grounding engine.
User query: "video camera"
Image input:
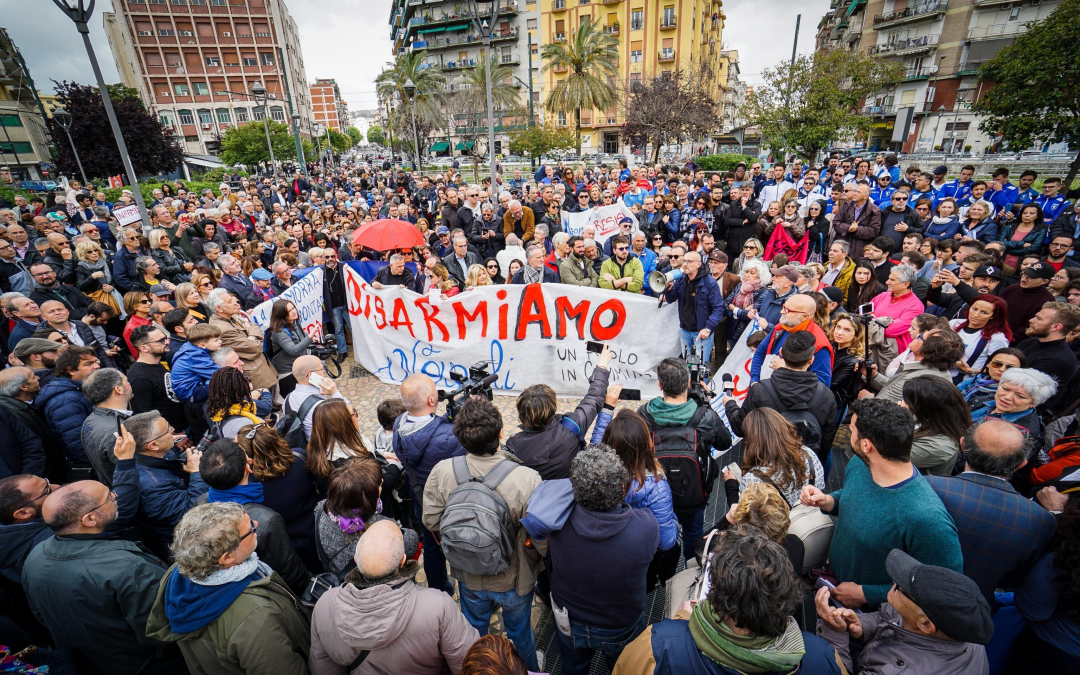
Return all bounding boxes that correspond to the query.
[310,335,341,378]
[439,361,498,420]
[685,345,714,407]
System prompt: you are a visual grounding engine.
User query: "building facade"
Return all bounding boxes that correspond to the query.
[0,28,53,182]
[817,0,1061,154]
[388,0,539,156]
[309,78,347,133]
[537,0,728,156]
[104,0,314,156]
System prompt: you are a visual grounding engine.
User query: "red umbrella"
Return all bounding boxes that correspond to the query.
[351,219,425,252]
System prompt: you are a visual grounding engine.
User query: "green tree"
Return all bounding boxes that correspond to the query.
[218,120,299,167]
[972,0,1080,187]
[508,122,578,160]
[739,49,902,161]
[541,15,619,155]
[376,51,446,161]
[445,57,524,179]
[346,126,363,145]
[367,125,385,145]
[104,84,141,103]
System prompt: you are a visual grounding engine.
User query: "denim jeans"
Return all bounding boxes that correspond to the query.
[415,505,453,596]
[680,328,714,367]
[459,583,539,671]
[677,507,705,563]
[555,615,646,675]
[330,305,350,355]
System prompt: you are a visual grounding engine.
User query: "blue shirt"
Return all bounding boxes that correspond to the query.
[908,188,940,209]
[988,180,1019,213]
[1036,194,1072,225]
[871,184,896,209]
[939,178,974,203]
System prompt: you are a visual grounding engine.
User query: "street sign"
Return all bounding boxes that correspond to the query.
[114,204,142,226]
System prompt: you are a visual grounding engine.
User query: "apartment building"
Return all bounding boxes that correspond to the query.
[817,0,1061,154]
[104,0,314,156]
[0,28,52,182]
[310,78,347,132]
[538,0,727,156]
[388,0,539,156]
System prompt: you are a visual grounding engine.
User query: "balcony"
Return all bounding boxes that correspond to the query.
[660,15,677,29]
[958,59,986,75]
[500,54,520,65]
[867,33,939,56]
[604,24,620,35]
[831,19,849,39]
[873,0,948,29]
[442,59,477,71]
[842,21,863,44]
[552,0,566,9]
[553,63,567,72]
[603,0,620,4]
[421,26,520,49]
[553,32,566,42]
[658,49,675,62]
[974,0,1016,6]
[405,3,518,38]
[902,65,939,80]
[968,22,1029,40]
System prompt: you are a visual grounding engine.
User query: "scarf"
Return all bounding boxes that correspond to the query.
[523,264,544,284]
[164,553,271,633]
[330,499,383,534]
[209,402,262,425]
[733,279,762,309]
[689,601,805,673]
[208,481,265,505]
[78,258,112,283]
[765,317,835,365]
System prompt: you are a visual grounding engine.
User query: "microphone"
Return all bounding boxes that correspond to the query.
[722,373,735,394]
[478,373,499,387]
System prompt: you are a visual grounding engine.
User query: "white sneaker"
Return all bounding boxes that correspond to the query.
[536,649,546,673]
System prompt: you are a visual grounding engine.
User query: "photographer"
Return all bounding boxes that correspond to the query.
[639,357,732,563]
[505,345,615,480]
[724,330,836,465]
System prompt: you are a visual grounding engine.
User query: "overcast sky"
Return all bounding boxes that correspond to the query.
[1,0,827,111]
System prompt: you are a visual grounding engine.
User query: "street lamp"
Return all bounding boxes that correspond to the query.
[51,107,87,185]
[290,112,308,178]
[51,0,150,229]
[466,0,501,192]
[250,81,277,179]
[403,78,422,173]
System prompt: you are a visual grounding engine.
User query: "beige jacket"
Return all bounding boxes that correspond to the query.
[209,313,278,390]
[422,450,546,596]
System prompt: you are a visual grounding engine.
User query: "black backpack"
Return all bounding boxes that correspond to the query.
[652,407,716,510]
[758,379,822,452]
[275,394,324,448]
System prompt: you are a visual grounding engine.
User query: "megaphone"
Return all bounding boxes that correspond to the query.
[648,269,683,295]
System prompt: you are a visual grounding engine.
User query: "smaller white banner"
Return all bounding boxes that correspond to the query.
[113,204,143,226]
[249,267,325,340]
[561,199,638,245]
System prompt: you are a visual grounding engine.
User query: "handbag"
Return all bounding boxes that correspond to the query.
[664,529,720,619]
[764,222,810,264]
[86,287,121,314]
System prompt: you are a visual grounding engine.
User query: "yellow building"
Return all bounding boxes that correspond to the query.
[538,0,726,155]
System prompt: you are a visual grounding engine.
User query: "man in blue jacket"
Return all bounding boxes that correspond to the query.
[755,265,799,332]
[393,373,467,596]
[662,250,723,365]
[987,167,1019,217]
[128,410,207,561]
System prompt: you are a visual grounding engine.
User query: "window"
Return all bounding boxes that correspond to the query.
[159,114,173,127]
[0,114,22,127]
[1008,8,1020,20]
[630,72,642,90]
[196,23,213,36]
[662,6,675,24]
[630,40,642,62]
[211,0,226,5]
[631,9,643,30]
[158,25,175,36]
[527,18,537,29]
[260,53,274,66]
[253,107,266,121]
[174,83,190,96]
[135,21,152,35]
[235,108,249,122]
[171,0,186,4]
[206,56,220,66]
[269,107,285,122]
[243,57,258,66]
[190,0,206,4]
[193,82,210,95]
[558,111,566,126]
[198,109,213,124]
[149,0,165,4]
[216,109,232,123]
[144,52,163,66]
[179,109,194,124]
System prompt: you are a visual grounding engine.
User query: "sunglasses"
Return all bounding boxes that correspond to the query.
[989,360,1017,370]
[16,479,51,511]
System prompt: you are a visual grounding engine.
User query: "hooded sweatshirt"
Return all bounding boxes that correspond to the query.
[548,502,659,629]
[644,398,699,427]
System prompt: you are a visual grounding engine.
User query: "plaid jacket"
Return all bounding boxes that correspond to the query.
[927,472,1057,604]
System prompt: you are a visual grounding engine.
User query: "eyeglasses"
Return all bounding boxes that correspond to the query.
[892,197,907,201]
[199,281,213,288]
[669,254,682,260]
[893,583,917,604]
[236,520,259,547]
[85,490,118,516]
[15,479,51,511]
[146,335,169,345]
[780,306,808,315]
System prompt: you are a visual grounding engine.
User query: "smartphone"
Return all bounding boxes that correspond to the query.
[308,372,326,388]
[585,340,604,354]
[618,388,641,401]
[857,302,874,316]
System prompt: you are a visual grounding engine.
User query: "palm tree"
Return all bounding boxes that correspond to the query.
[375,51,445,161]
[541,15,619,155]
[448,57,523,181]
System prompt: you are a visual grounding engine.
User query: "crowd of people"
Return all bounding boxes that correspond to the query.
[1,150,1080,674]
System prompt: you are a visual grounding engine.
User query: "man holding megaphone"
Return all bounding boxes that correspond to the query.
[657,250,724,366]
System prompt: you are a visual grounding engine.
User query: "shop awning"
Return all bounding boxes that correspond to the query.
[430,141,450,152]
[454,140,475,151]
[418,26,447,34]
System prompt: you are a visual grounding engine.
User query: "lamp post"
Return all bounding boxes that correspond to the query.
[314,123,325,168]
[51,0,149,230]
[51,107,88,185]
[290,112,308,178]
[322,124,334,169]
[250,81,277,179]
[467,0,501,192]
[403,78,422,173]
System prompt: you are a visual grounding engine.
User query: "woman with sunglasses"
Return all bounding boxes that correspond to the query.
[956,347,1027,411]
[804,200,831,263]
[732,237,764,275]
[483,257,505,284]
[648,232,664,255]
[121,291,154,359]
[681,193,714,242]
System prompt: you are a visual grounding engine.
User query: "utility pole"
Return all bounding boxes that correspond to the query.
[278,46,307,178]
[786,14,801,109]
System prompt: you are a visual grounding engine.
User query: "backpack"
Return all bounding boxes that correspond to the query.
[208,414,249,441]
[276,394,324,448]
[751,468,835,575]
[438,455,520,576]
[758,379,823,453]
[652,407,716,510]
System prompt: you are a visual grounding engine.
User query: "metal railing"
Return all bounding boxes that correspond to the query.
[658,49,676,62]
[866,33,939,55]
[968,23,1029,40]
[660,15,677,28]
[873,0,948,26]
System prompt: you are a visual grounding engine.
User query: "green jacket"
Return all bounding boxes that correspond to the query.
[559,254,599,286]
[598,256,645,293]
[146,565,312,675]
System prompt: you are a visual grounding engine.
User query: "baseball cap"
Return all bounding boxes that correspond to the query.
[933,165,948,175]
[436,225,450,235]
[13,338,63,358]
[773,265,800,284]
[886,549,993,645]
[708,250,728,264]
[147,284,171,297]
[974,265,1003,280]
[251,268,273,281]
[1023,262,1054,280]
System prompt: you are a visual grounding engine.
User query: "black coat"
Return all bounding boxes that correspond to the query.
[29,283,92,321]
[441,251,481,289]
[723,367,837,453]
[0,403,44,478]
[724,200,762,258]
[510,266,561,284]
[0,396,66,482]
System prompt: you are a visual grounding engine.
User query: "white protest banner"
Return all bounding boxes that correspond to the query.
[113,204,143,227]
[345,265,681,397]
[560,199,638,245]
[713,324,761,404]
[250,267,325,340]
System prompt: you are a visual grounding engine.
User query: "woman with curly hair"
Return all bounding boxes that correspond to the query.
[204,366,263,440]
[1013,498,1080,669]
[462,635,528,675]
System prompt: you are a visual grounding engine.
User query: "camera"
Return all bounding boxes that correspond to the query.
[439,361,498,420]
[310,335,341,378]
[685,345,714,407]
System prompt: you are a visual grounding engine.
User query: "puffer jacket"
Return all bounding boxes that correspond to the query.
[171,340,220,402]
[505,366,610,480]
[590,409,678,551]
[308,561,479,675]
[392,413,466,504]
[35,376,93,465]
[135,452,209,561]
[924,215,961,241]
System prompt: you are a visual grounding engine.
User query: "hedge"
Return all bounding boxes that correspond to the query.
[1,180,229,208]
[694,154,758,172]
